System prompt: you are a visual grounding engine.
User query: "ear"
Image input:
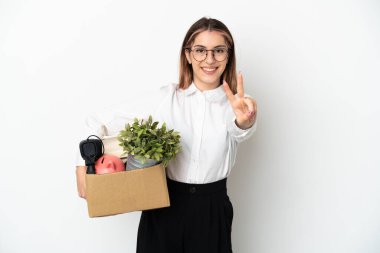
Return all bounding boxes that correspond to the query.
[185,49,192,64]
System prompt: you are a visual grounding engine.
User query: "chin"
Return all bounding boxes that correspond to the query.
[199,74,222,83]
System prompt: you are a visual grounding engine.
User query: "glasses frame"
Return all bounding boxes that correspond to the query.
[186,47,229,62]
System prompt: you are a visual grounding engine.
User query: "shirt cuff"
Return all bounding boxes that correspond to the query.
[227,115,257,143]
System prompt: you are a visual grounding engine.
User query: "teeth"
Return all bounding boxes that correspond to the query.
[203,68,216,71]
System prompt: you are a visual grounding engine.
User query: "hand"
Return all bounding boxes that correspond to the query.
[76,166,87,199]
[223,72,257,130]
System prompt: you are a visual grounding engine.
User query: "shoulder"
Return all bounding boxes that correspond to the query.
[158,82,179,94]
[152,82,179,101]
[139,83,179,108]
[144,82,177,98]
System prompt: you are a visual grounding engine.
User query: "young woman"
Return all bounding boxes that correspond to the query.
[76,17,257,253]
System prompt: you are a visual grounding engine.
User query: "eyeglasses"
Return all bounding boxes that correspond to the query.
[186,47,229,62]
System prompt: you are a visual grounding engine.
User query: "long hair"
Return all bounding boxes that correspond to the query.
[178,17,238,94]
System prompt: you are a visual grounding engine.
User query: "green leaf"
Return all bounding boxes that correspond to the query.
[117,115,182,167]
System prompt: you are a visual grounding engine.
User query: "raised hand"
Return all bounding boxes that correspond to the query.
[223,72,257,130]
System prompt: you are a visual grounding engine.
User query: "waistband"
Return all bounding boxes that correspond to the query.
[166,176,227,195]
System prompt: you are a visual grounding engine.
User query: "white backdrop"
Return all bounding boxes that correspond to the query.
[0,0,379,252]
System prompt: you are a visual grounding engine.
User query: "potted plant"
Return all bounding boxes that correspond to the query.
[117,115,181,170]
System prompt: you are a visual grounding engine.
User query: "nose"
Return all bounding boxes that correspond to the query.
[205,51,216,64]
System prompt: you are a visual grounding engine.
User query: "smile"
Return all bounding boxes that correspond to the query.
[201,67,218,75]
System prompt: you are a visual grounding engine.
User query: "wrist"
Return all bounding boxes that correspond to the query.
[235,119,253,130]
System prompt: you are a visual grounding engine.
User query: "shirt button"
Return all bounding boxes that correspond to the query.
[189,187,196,194]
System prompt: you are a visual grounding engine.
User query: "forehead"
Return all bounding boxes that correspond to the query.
[193,30,226,48]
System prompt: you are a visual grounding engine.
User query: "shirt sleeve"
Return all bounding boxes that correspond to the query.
[75,103,136,166]
[75,84,174,167]
[226,93,257,144]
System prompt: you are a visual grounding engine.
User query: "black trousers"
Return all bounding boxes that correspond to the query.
[136,176,234,253]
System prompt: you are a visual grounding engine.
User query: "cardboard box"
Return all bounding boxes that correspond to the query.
[85,163,171,218]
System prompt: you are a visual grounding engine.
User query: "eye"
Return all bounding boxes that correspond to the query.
[215,48,226,54]
[195,48,206,53]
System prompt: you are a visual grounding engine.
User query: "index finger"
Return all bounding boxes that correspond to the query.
[223,80,236,104]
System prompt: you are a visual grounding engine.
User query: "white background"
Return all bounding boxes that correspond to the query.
[0,0,379,252]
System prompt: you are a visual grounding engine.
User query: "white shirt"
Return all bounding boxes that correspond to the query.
[76,81,257,184]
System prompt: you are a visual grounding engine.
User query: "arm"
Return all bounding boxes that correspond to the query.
[223,73,258,144]
[227,115,257,143]
[76,166,87,199]
[74,99,146,199]
[74,84,174,199]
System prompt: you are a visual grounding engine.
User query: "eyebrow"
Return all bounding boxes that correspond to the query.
[193,45,227,48]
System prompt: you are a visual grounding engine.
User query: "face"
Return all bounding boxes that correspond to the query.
[185,30,229,91]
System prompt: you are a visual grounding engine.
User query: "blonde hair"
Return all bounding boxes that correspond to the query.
[178,17,238,94]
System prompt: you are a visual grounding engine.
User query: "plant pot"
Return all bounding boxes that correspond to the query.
[126,154,161,171]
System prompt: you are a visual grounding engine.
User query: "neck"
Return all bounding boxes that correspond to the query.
[193,79,220,92]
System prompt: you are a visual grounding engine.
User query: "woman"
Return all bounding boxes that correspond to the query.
[76,17,257,253]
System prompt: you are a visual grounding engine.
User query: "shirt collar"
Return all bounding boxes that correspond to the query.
[181,81,226,102]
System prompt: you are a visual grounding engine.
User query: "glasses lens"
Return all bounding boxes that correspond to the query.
[213,48,228,61]
[191,48,228,62]
[214,48,227,61]
[193,48,207,61]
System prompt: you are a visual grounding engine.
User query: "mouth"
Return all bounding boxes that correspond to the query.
[201,67,218,75]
